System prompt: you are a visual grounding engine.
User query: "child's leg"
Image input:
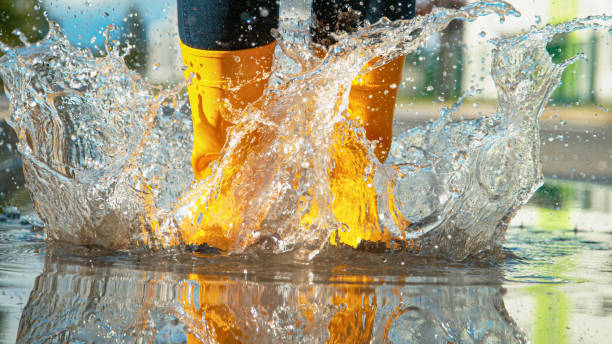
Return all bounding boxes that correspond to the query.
[177,0,279,179]
[311,0,415,162]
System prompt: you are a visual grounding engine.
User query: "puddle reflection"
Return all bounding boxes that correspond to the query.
[17,252,527,343]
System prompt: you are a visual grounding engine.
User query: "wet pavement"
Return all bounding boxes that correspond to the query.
[0,181,610,343]
[0,97,611,343]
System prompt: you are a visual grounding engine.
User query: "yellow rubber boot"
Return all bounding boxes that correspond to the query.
[329,56,408,249]
[180,42,276,180]
[170,42,276,251]
[348,56,405,162]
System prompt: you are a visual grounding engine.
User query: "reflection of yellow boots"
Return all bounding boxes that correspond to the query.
[180,42,276,180]
[180,275,243,343]
[179,272,379,343]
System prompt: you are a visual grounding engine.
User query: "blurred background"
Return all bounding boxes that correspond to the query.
[1,0,610,101]
[0,1,610,342]
[0,0,609,182]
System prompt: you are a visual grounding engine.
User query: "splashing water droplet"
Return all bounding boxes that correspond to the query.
[11,29,29,45]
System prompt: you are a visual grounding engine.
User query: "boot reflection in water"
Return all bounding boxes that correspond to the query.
[180,272,379,343]
[176,0,415,251]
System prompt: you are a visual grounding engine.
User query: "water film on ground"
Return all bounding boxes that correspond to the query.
[0,0,611,343]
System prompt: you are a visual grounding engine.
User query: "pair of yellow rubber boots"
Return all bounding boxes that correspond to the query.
[179,41,406,251]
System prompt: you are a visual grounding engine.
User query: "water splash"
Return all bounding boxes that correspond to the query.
[0,2,609,260]
[0,22,192,248]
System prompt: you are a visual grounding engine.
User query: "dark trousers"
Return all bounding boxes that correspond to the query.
[177,0,416,50]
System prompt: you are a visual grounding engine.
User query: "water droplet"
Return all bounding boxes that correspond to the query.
[153,62,160,70]
[259,7,270,17]
[389,83,397,89]
[234,56,241,63]
[560,120,567,126]
[535,15,542,25]
[426,85,434,92]
[479,31,486,37]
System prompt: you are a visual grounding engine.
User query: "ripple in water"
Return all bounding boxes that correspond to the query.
[16,250,528,343]
[0,1,609,260]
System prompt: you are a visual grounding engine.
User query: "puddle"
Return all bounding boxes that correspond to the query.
[0,0,610,342]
